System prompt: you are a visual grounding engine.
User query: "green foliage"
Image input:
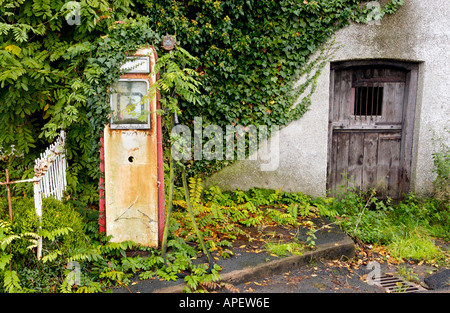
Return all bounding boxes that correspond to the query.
[0,0,136,201]
[387,226,444,262]
[170,179,322,262]
[325,189,393,244]
[0,197,86,254]
[264,241,303,257]
[325,190,449,262]
[0,211,164,293]
[0,0,404,201]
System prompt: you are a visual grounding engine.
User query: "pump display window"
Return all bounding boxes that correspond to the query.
[110,79,150,129]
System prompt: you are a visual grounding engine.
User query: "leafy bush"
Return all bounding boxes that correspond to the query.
[326,190,393,244]
[391,195,450,240]
[0,0,404,202]
[0,197,86,255]
[326,190,449,262]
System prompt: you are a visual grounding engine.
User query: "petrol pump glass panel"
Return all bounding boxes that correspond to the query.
[110,79,150,129]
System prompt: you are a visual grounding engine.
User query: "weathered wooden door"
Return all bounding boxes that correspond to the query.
[327,61,418,199]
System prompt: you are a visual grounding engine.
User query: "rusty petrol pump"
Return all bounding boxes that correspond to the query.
[101,46,164,248]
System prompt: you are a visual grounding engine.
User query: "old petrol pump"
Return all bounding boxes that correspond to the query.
[101,46,164,247]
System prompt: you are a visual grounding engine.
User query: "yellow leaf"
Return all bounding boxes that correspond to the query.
[44,103,49,111]
[239,245,246,249]
[5,45,21,56]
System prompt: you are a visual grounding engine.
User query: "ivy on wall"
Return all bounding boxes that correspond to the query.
[133,0,404,176]
[0,0,403,202]
[135,0,403,127]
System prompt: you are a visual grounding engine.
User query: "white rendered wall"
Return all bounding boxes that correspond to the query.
[208,0,450,197]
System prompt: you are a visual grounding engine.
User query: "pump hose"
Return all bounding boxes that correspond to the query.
[161,157,213,278]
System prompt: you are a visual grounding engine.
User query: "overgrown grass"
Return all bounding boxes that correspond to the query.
[0,182,324,293]
[387,226,443,262]
[325,189,449,264]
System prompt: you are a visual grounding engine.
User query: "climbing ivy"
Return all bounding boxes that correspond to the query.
[0,0,404,201]
[132,0,404,176]
[134,0,404,128]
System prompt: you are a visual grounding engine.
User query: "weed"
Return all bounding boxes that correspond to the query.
[326,189,449,263]
[397,265,420,283]
[387,226,444,262]
[264,241,303,257]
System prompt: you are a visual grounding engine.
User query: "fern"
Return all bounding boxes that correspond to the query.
[0,254,12,271]
[39,227,73,241]
[188,176,203,204]
[41,249,63,263]
[67,247,102,263]
[287,203,299,218]
[0,235,20,251]
[3,270,22,293]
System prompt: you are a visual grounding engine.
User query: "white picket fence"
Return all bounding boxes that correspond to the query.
[34,131,67,201]
[33,130,67,259]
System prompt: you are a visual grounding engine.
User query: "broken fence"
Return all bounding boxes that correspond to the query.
[1,130,67,259]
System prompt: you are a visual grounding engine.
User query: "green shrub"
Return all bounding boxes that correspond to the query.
[0,197,86,255]
[327,191,393,244]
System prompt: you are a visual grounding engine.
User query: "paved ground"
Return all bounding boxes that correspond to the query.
[223,259,382,293]
[113,217,450,294]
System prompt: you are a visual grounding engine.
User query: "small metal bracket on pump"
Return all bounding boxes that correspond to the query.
[162,35,176,51]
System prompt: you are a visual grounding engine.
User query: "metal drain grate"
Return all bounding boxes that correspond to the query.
[371,274,428,293]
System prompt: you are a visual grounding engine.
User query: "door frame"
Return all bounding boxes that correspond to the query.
[327,60,419,197]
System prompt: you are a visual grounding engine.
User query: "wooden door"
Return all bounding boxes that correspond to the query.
[327,61,418,199]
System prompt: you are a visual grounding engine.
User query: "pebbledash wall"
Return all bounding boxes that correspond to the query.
[207,0,450,197]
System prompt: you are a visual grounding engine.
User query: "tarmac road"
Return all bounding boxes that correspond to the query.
[114,217,449,294]
[223,259,383,293]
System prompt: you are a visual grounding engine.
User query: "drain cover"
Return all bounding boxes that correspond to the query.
[371,274,428,293]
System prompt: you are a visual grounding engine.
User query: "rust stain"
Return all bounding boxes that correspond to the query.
[104,48,159,247]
